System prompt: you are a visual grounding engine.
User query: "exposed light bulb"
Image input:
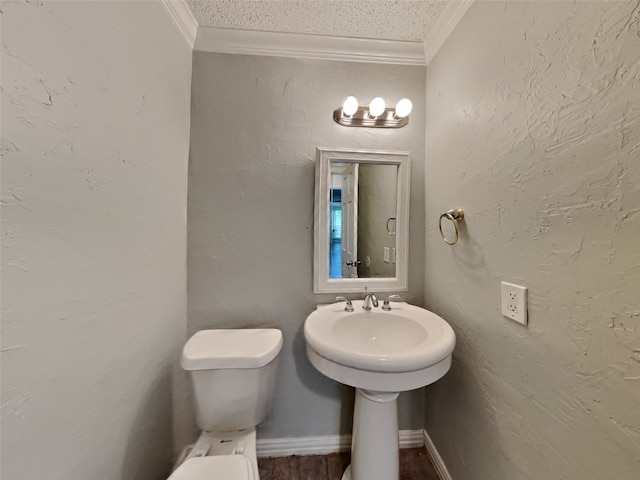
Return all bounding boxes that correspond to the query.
[395,98,412,118]
[369,97,386,117]
[342,96,359,116]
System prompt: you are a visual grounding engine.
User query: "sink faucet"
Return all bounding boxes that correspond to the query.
[362,288,378,311]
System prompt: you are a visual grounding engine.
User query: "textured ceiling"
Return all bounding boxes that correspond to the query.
[186,1,448,42]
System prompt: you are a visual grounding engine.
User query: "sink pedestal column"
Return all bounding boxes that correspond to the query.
[342,389,399,480]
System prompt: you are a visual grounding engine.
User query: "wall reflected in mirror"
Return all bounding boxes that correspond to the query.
[329,162,398,279]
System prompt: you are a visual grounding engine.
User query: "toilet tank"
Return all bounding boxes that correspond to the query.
[182,329,282,432]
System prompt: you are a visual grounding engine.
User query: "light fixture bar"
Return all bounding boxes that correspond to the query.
[333,106,409,128]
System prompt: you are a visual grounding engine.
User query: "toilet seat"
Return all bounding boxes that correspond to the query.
[168,455,253,480]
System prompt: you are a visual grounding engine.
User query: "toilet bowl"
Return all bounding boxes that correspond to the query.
[168,329,282,480]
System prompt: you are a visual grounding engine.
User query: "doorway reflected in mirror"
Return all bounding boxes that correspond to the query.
[329,186,342,278]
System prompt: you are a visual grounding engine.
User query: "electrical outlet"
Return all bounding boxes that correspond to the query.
[501,282,528,325]
[384,247,390,263]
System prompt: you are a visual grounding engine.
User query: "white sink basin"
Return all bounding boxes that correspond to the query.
[304,300,456,391]
[304,300,456,480]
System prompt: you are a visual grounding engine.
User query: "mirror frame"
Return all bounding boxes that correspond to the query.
[313,147,410,294]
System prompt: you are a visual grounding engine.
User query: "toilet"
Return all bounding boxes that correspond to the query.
[169,328,283,480]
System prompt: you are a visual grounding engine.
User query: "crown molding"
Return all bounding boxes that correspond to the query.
[161,0,472,64]
[423,0,475,65]
[194,27,426,65]
[160,0,198,48]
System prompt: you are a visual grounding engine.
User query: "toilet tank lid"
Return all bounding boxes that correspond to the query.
[182,329,283,371]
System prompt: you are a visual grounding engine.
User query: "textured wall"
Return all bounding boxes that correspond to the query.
[423,1,639,479]
[186,52,426,442]
[1,2,192,479]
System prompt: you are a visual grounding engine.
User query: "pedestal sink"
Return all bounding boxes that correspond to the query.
[304,300,456,480]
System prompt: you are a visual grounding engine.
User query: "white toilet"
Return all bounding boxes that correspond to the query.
[169,328,283,480]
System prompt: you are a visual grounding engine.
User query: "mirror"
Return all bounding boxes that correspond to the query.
[314,147,410,294]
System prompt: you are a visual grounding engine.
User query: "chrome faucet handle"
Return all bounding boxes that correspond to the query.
[336,296,354,312]
[382,295,402,311]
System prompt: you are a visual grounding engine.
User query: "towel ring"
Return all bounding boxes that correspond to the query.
[386,217,396,236]
[439,209,465,245]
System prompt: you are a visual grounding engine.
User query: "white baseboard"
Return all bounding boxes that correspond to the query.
[423,429,453,480]
[179,429,452,478]
[257,429,424,458]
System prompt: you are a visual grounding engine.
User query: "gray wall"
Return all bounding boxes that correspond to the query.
[186,52,426,442]
[1,2,192,479]
[423,1,640,479]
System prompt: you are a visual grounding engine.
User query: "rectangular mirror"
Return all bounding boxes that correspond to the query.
[314,147,410,294]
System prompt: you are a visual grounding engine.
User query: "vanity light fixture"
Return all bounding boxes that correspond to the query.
[333,96,412,128]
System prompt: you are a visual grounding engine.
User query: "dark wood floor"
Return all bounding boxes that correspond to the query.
[258,447,439,480]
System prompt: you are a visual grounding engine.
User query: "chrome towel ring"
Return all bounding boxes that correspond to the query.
[439,209,465,245]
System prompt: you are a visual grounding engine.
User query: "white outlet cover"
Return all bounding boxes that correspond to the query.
[383,247,390,263]
[501,282,528,326]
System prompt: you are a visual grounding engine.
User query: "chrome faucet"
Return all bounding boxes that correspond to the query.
[362,288,378,311]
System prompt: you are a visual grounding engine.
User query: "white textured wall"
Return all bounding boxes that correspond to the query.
[1,2,191,479]
[187,52,426,442]
[424,1,639,479]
